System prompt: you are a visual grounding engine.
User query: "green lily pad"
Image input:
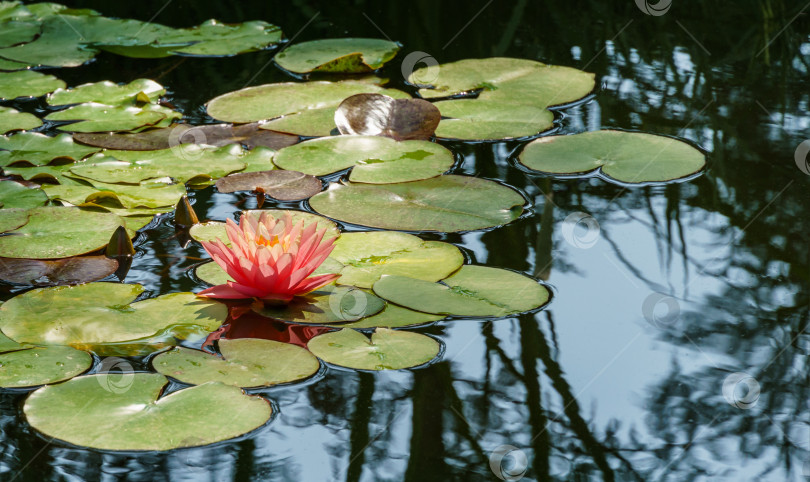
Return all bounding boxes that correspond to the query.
[189,209,339,245]
[0,329,26,352]
[23,373,272,451]
[152,338,319,388]
[206,80,409,126]
[43,180,186,209]
[433,99,554,140]
[517,130,707,184]
[0,256,118,286]
[0,106,41,134]
[341,303,443,329]
[275,38,400,74]
[273,135,454,184]
[307,328,440,370]
[161,19,282,56]
[4,162,89,185]
[48,79,165,106]
[0,20,39,47]
[309,175,525,232]
[372,265,551,317]
[0,180,47,209]
[72,123,299,151]
[329,231,463,288]
[70,144,248,184]
[0,345,92,388]
[0,70,65,100]
[0,132,101,167]
[0,15,99,68]
[260,107,342,137]
[0,207,129,259]
[46,102,178,133]
[0,207,30,232]
[252,285,385,324]
[409,57,595,104]
[0,282,227,347]
[215,170,322,200]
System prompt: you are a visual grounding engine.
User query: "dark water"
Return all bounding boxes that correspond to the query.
[2,1,809,480]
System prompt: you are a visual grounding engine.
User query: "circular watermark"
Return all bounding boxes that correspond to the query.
[489,445,528,481]
[794,140,810,175]
[561,212,600,249]
[642,292,681,328]
[327,287,368,321]
[401,51,440,85]
[635,0,672,16]
[722,372,760,409]
[168,125,208,161]
[96,357,135,394]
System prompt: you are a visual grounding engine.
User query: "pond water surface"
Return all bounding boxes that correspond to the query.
[2,1,809,481]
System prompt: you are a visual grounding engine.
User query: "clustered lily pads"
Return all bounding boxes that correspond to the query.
[0,2,709,453]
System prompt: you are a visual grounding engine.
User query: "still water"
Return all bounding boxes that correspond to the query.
[1,1,809,480]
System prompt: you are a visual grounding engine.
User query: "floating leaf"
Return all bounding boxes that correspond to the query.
[433,99,554,140]
[0,282,227,346]
[307,328,440,370]
[309,175,525,232]
[72,123,299,151]
[194,261,232,286]
[69,145,248,184]
[215,170,321,200]
[1,162,79,185]
[153,338,319,388]
[0,180,47,209]
[0,15,99,67]
[189,209,339,245]
[409,57,595,104]
[0,207,129,259]
[0,20,39,48]
[23,373,272,451]
[335,93,440,140]
[0,208,30,232]
[0,329,26,352]
[206,80,409,126]
[341,304,443,329]
[252,285,385,324]
[372,265,551,317]
[0,256,118,286]
[0,70,65,100]
[0,345,91,388]
[160,19,282,56]
[517,130,707,184]
[45,102,178,133]
[329,231,463,288]
[0,106,41,134]
[43,180,186,209]
[273,135,454,184]
[275,38,400,74]
[48,79,165,106]
[0,132,101,167]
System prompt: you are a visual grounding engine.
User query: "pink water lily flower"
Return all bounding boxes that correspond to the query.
[197,212,339,303]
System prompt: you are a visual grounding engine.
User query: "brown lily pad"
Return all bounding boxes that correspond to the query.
[215,170,322,201]
[335,93,440,141]
[0,256,118,286]
[72,123,299,151]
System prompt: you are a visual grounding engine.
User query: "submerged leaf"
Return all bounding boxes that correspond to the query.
[309,175,525,232]
[275,38,400,73]
[0,256,118,286]
[152,338,319,388]
[23,373,272,450]
[215,170,322,200]
[517,130,707,184]
[335,93,440,140]
[307,328,440,370]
